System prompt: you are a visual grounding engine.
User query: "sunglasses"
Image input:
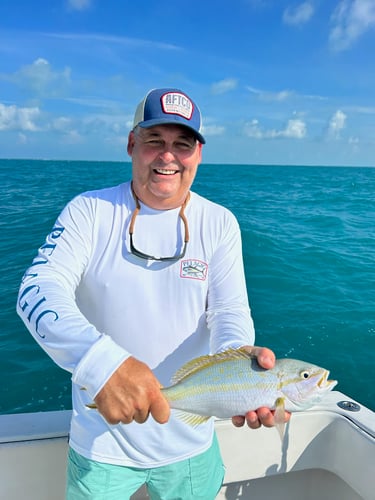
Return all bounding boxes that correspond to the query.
[129,186,190,262]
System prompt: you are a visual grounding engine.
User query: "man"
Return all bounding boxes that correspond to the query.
[17,88,289,499]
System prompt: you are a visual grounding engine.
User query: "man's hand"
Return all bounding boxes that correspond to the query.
[231,346,291,429]
[94,357,170,425]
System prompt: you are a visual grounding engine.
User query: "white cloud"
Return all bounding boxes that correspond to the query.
[51,116,74,132]
[327,109,347,138]
[125,119,134,131]
[244,119,264,139]
[60,130,84,144]
[245,117,307,139]
[47,32,181,52]
[283,119,307,138]
[64,97,120,110]
[81,114,126,134]
[330,0,375,51]
[211,78,238,95]
[346,105,375,114]
[10,58,71,97]
[246,85,294,101]
[0,103,41,131]
[0,99,126,143]
[201,124,226,136]
[349,136,359,145]
[283,2,315,25]
[67,0,91,11]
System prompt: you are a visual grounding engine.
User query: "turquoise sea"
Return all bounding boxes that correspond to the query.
[1,159,374,414]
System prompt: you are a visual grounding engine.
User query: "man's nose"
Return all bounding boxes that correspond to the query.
[158,146,176,162]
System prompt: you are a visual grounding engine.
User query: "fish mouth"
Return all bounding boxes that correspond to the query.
[318,370,338,390]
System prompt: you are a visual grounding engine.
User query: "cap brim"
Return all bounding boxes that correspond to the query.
[138,119,206,144]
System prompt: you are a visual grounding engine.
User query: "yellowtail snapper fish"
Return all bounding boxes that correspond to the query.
[161,347,337,439]
[85,347,337,440]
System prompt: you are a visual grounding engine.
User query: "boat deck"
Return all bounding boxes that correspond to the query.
[1,391,374,499]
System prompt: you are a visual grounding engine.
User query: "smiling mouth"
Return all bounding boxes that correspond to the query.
[154,169,178,175]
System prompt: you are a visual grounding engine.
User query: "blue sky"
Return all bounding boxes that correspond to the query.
[1,0,375,166]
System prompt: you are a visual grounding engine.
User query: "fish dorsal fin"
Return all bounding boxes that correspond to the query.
[170,347,253,385]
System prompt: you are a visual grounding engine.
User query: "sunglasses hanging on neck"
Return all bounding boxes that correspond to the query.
[129,186,190,262]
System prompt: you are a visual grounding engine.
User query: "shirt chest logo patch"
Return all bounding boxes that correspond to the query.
[180,259,208,281]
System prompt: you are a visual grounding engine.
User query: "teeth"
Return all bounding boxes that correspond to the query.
[155,169,176,175]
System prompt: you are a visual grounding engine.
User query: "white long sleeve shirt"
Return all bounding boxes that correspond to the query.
[17,181,254,467]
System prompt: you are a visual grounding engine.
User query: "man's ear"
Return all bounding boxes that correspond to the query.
[127,131,135,156]
[197,141,203,163]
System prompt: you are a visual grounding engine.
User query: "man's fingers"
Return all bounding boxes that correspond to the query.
[252,346,275,369]
[93,357,171,426]
[254,407,275,428]
[242,408,291,429]
[150,395,170,424]
[244,410,262,429]
[133,408,150,424]
[240,346,276,369]
[231,415,245,427]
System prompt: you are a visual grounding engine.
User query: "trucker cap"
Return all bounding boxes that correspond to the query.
[133,88,205,143]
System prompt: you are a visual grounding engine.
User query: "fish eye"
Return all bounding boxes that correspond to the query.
[300,370,310,379]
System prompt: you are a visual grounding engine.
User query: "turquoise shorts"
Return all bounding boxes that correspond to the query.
[66,433,225,499]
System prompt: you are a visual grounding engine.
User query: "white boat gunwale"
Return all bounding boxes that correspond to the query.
[1,390,374,500]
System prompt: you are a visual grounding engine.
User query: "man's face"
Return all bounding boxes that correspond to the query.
[127,124,203,209]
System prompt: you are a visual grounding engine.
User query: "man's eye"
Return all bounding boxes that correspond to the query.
[146,140,163,146]
[176,142,193,149]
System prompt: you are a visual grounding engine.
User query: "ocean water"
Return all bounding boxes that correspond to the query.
[1,159,374,414]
